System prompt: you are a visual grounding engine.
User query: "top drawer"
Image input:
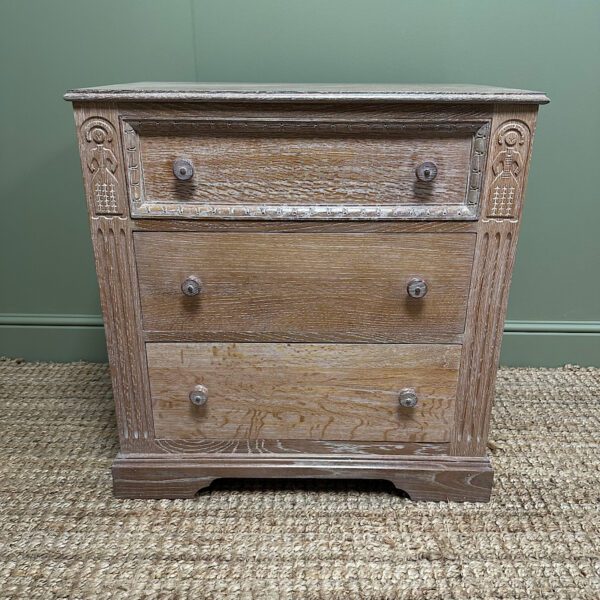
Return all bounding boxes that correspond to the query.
[122,118,489,220]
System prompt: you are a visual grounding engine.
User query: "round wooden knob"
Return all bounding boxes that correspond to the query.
[399,388,418,408]
[407,277,428,299]
[173,158,194,181]
[181,276,202,296]
[415,161,438,182]
[189,384,208,406]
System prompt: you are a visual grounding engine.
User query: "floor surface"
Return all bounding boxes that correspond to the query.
[0,359,598,599]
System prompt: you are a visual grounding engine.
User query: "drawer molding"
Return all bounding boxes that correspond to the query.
[122,118,489,221]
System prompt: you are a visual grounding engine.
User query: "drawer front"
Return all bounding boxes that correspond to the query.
[135,232,475,342]
[123,119,488,220]
[148,343,460,442]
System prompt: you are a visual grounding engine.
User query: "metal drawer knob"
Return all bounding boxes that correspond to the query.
[399,388,418,408]
[173,158,194,181]
[415,161,438,182]
[189,384,208,406]
[407,277,428,299]
[181,276,202,297]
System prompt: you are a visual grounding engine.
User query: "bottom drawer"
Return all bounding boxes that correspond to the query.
[147,343,460,443]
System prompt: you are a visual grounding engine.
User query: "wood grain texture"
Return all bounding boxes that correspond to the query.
[135,232,475,341]
[112,454,493,502]
[152,438,448,456]
[73,104,128,217]
[123,118,488,220]
[452,106,539,456]
[73,105,154,451]
[91,217,154,449]
[485,120,532,219]
[118,102,493,123]
[66,87,546,501]
[147,342,461,442]
[132,119,475,210]
[118,103,491,221]
[131,219,479,234]
[141,330,464,345]
[64,82,549,104]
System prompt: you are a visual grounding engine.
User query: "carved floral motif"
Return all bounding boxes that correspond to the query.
[82,118,121,214]
[486,121,531,218]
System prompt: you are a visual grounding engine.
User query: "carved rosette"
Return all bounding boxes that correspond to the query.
[81,117,122,215]
[486,121,531,219]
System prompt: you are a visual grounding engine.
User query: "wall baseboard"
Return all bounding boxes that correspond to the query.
[0,313,105,326]
[1,314,599,366]
[499,331,600,367]
[503,320,600,334]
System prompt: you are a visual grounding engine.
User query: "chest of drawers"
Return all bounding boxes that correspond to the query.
[66,83,548,501]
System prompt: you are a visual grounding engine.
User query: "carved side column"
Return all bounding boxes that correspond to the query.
[73,104,154,451]
[452,106,539,456]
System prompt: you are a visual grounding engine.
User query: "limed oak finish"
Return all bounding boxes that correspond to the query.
[66,83,548,502]
[135,232,475,342]
[148,342,460,442]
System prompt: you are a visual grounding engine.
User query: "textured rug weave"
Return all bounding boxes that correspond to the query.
[0,358,598,599]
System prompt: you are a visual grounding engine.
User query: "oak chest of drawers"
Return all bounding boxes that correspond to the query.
[66,83,548,501]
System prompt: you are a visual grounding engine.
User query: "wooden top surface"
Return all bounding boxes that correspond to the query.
[64,82,549,104]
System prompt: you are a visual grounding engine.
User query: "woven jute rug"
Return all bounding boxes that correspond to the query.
[0,358,598,599]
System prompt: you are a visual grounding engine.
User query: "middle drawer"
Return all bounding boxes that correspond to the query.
[134,232,475,342]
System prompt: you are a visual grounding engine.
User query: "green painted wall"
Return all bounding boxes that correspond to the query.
[1,0,599,365]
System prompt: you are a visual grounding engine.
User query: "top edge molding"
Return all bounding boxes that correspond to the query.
[64,82,550,104]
